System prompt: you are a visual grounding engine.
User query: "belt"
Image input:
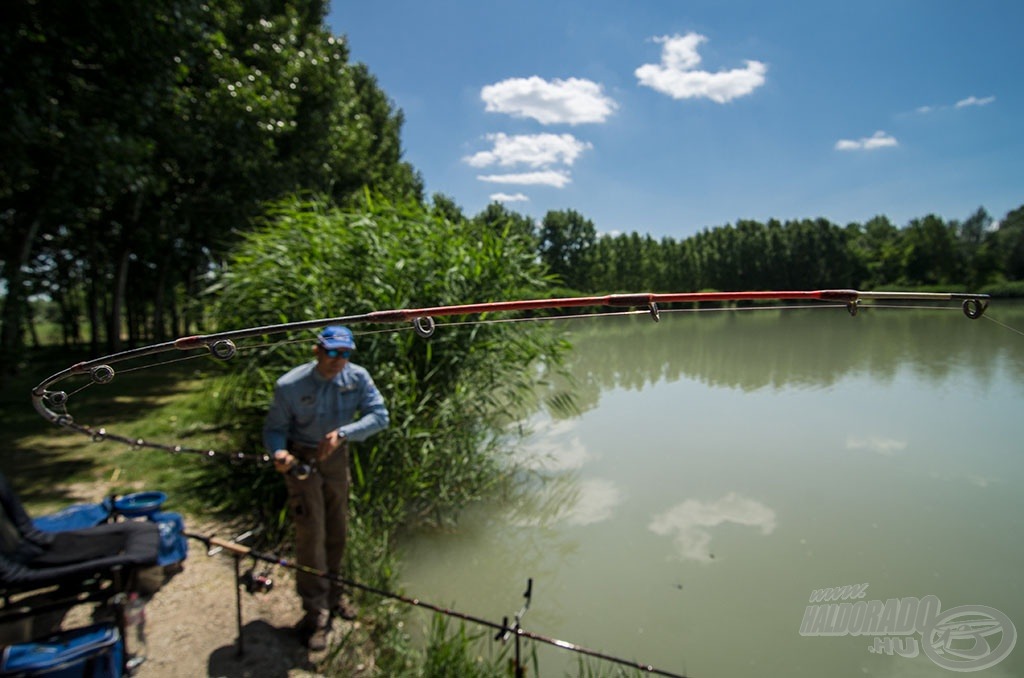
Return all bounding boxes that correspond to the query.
[287,442,319,460]
[288,440,348,460]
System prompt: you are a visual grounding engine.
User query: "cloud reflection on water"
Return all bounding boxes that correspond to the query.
[558,478,624,526]
[649,492,777,562]
[511,476,624,528]
[514,418,592,472]
[508,417,627,527]
[846,436,908,455]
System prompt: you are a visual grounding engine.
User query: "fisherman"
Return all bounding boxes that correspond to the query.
[264,326,389,651]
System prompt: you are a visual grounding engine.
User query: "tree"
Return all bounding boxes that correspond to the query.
[848,216,902,288]
[1,0,200,362]
[471,202,537,251]
[538,209,596,291]
[995,205,1024,281]
[955,207,997,288]
[430,193,466,224]
[901,215,958,285]
[1,0,424,365]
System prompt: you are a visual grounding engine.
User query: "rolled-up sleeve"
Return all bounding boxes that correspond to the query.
[338,373,389,443]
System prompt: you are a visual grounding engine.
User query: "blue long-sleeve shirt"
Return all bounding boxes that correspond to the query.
[263,361,389,454]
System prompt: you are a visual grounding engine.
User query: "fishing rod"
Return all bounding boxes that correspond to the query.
[186,531,691,678]
[31,288,990,423]
[27,289,991,465]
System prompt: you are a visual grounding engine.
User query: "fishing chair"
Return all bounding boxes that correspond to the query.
[0,472,161,651]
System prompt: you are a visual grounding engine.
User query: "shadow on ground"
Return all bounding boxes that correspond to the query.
[206,619,318,677]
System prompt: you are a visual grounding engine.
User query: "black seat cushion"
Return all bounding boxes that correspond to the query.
[0,474,160,590]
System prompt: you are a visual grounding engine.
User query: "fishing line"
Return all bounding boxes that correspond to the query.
[114,351,213,374]
[428,307,646,329]
[982,313,1024,337]
[854,303,973,313]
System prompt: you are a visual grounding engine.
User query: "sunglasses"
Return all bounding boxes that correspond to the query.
[320,347,352,359]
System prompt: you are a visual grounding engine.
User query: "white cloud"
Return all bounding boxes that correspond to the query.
[477,170,572,188]
[835,130,898,151]
[480,76,617,125]
[956,95,996,108]
[490,192,530,204]
[649,492,777,562]
[635,33,767,103]
[464,133,592,168]
[916,95,996,113]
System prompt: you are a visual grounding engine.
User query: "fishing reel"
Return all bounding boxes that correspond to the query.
[241,566,274,594]
[274,450,313,479]
[289,461,312,480]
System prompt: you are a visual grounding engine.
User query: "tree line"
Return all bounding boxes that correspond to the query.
[3,0,1023,372]
[534,206,1024,296]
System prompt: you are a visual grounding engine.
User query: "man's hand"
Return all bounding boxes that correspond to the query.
[273,449,296,474]
[317,430,346,462]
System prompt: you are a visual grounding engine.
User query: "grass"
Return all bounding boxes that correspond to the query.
[1,347,231,516]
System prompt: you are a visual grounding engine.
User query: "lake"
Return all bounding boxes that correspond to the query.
[397,299,1024,678]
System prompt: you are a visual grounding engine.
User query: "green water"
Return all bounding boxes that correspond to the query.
[398,301,1024,677]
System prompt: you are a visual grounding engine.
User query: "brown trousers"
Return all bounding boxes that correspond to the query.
[284,441,349,614]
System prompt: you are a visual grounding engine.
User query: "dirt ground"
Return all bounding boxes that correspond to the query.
[42,498,367,678]
[133,525,343,678]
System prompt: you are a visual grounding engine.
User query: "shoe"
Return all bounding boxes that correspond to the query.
[297,610,329,650]
[332,597,358,621]
[307,626,328,651]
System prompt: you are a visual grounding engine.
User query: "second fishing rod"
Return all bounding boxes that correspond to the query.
[187,531,690,678]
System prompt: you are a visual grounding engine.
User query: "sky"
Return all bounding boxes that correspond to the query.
[325,0,1023,240]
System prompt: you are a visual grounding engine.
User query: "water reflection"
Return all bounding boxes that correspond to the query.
[511,419,625,527]
[544,477,623,526]
[544,305,1024,417]
[514,417,590,472]
[649,492,777,562]
[845,435,908,455]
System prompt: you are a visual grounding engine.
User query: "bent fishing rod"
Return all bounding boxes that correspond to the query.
[187,531,690,678]
[30,288,990,465]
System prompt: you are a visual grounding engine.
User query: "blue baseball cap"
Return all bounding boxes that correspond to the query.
[317,326,356,350]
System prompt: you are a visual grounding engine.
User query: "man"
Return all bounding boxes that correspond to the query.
[264,326,389,651]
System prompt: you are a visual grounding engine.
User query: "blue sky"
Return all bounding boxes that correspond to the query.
[326,1,1023,240]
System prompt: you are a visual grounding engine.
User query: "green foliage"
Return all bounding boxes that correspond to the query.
[550,205,1024,296]
[996,205,1024,281]
[417,615,512,678]
[1,0,421,367]
[472,201,539,252]
[539,209,597,290]
[193,195,567,541]
[981,280,1024,298]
